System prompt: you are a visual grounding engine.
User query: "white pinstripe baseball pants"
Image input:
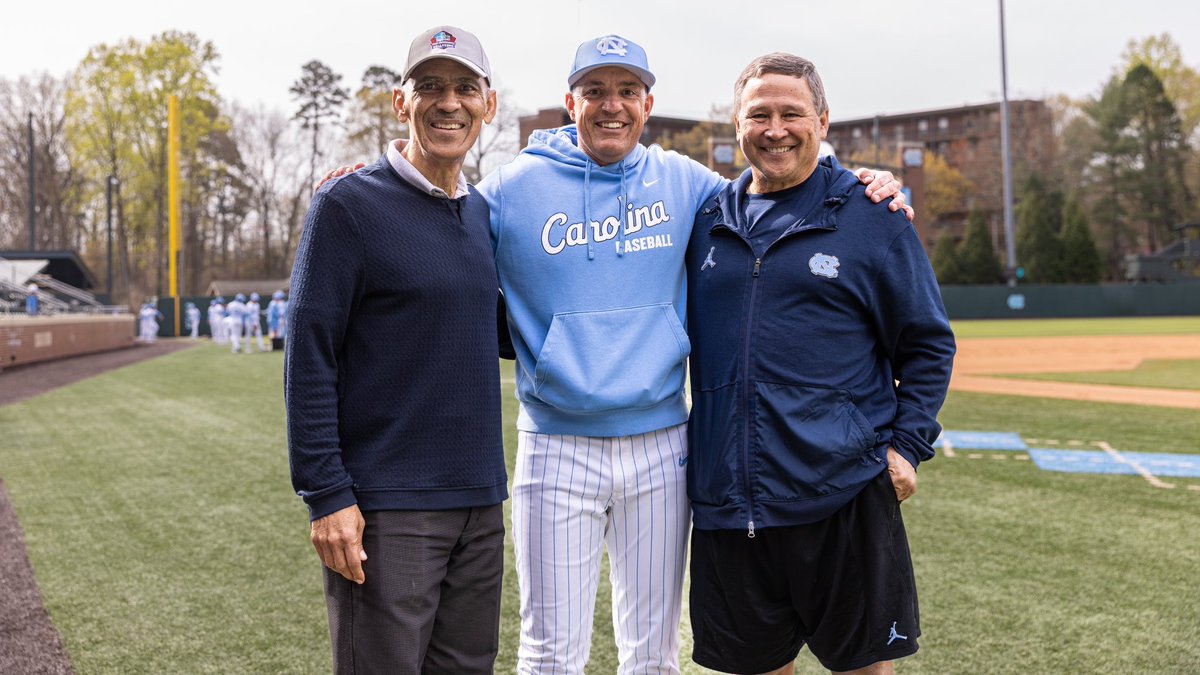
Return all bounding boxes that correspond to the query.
[513,423,690,674]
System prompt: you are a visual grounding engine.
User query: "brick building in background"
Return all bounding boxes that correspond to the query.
[826,99,1056,254]
[519,100,1056,258]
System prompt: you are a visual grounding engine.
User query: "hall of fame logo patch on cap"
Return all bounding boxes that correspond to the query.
[430,31,457,51]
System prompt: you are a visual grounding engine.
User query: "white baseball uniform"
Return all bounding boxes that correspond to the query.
[512,423,689,674]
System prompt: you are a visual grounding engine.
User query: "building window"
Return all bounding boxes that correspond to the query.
[938,117,950,131]
[852,127,862,139]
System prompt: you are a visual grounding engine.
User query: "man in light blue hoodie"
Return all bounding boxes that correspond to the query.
[476,36,909,674]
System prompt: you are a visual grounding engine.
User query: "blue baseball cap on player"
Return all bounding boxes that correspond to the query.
[568,35,655,91]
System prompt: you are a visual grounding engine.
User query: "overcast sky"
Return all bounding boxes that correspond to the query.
[4,0,1199,125]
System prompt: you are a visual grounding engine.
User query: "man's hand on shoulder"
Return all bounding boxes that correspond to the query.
[313,163,367,193]
[886,447,917,502]
[854,168,915,222]
[310,503,368,584]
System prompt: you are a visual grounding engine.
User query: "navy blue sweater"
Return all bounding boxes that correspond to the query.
[685,158,955,532]
[286,156,508,521]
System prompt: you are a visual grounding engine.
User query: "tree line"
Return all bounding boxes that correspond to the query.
[0,31,518,305]
[2,32,1197,299]
[932,34,1199,284]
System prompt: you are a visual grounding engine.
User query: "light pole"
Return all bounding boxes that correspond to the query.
[999,0,1017,285]
[106,175,118,300]
[28,112,36,250]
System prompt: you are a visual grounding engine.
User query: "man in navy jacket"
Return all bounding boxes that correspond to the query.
[684,53,955,675]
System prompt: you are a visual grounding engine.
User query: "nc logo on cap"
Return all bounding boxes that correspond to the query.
[595,36,628,56]
[430,31,457,51]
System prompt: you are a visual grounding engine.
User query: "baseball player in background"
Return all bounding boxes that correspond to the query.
[186,302,201,339]
[208,297,226,344]
[25,283,39,316]
[137,301,161,343]
[266,290,288,342]
[243,292,266,352]
[224,293,246,354]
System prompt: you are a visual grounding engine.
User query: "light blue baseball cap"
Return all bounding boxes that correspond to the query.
[568,35,655,90]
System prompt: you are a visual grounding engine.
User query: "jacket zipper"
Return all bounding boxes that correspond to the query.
[735,219,829,539]
[742,254,761,538]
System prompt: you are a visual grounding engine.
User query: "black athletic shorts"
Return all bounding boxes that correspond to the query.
[689,469,920,673]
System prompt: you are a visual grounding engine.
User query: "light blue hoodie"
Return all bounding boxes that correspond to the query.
[478,125,725,437]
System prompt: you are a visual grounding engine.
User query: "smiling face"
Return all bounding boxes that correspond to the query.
[734,72,829,194]
[566,66,654,166]
[393,58,496,177]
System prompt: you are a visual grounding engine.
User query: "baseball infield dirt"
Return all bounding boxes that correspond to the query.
[950,334,1200,410]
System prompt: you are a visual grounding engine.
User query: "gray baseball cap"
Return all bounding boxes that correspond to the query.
[402,26,492,84]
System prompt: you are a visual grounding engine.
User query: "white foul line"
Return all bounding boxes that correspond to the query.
[940,437,956,458]
[1096,441,1175,490]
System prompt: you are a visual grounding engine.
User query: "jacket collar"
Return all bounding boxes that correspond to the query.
[710,155,859,236]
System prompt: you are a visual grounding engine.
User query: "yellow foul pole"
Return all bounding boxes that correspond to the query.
[168,95,181,335]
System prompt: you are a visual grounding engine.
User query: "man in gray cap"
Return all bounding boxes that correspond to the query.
[286,25,508,674]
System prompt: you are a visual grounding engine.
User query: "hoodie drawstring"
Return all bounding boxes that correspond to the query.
[616,160,627,257]
[584,158,595,260]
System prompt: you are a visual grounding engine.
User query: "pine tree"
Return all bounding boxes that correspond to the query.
[1016,174,1066,283]
[1060,198,1104,283]
[958,209,1003,284]
[1085,76,1135,277]
[1122,64,1192,253]
[931,230,965,285]
[290,60,348,191]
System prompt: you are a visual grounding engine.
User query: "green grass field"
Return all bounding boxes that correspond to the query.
[1,316,1198,673]
[951,316,1200,338]
[998,358,1200,392]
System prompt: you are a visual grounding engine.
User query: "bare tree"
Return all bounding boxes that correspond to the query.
[344,65,403,160]
[230,102,307,277]
[464,87,521,184]
[0,73,82,251]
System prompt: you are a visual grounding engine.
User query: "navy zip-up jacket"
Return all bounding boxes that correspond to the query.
[285,156,508,521]
[685,158,955,533]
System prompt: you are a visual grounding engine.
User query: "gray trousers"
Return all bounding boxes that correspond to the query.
[323,505,505,674]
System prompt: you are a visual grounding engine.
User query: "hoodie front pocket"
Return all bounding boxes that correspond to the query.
[533,303,690,413]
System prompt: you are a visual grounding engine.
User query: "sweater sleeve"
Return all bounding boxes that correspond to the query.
[872,225,957,469]
[284,190,364,520]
